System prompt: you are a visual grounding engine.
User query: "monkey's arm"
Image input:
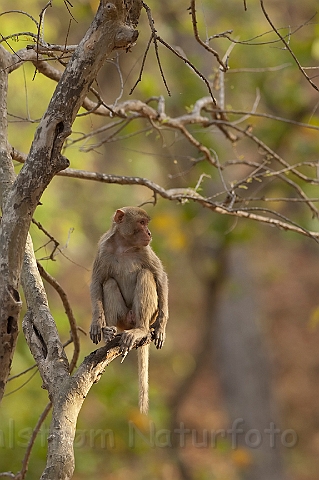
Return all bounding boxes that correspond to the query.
[89,254,107,344]
[152,272,168,349]
[150,256,169,349]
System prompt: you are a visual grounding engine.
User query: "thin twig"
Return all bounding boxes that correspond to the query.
[142,2,171,95]
[18,402,52,480]
[8,364,37,382]
[0,10,39,28]
[130,34,152,94]
[4,370,38,397]
[31,218,60,259]
[157,34,216,103]
[260,0,319,92]
[63,0,76,22]
[209,15,316,47]
[189,0,227,71]
[34,1,53,80]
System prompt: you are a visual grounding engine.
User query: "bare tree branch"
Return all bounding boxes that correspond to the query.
[260,0,319,92]
[189,0,227,71]
[18,402,52,480]
[56,168,319,240]
[37,263,80,373]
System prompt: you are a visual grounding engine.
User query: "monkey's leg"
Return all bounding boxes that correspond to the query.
[101,278,129,342]
[89,277,128,345]
[120,269,157,353]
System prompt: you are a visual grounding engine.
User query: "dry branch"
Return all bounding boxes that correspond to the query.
[189,0,227,71]
[11,145,319,242]
[37,263,80,373]
[260,0,319,92]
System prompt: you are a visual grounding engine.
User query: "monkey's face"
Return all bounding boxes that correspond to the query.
[114,208,152,248]
[132,218,152,246]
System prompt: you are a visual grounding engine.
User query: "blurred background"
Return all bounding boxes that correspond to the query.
[1,0,319,478]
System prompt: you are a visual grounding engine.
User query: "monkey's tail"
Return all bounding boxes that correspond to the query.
[137,344,149,415]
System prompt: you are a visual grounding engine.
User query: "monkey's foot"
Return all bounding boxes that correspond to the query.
[102,326,117,343]
[120,328,149,355]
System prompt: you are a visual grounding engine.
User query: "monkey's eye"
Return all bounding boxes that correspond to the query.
[140,220,146,226]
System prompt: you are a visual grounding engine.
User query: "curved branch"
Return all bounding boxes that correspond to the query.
[21,235,70,392]
[18,402,52,480]
[37,263,80,373]
[1,3,144,477]
[10,145,319,241]
[56,168,319,241]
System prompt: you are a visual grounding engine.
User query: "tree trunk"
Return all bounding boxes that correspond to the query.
[0,0,140,404]
[0,45,21,403]
[1,1,142,478]
[215,246,283,480]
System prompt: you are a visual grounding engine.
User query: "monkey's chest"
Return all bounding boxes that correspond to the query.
[110,256,141,276]
[109,257,142,304]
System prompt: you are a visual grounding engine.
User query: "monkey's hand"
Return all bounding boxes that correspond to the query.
[102,326,117,343]
[90,317,105,344]
[151,321,166,349]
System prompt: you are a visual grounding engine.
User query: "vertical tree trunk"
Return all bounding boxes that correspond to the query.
[0,0,140,405]
[1,2,142,477]
[215,246,283,480]
[0,46,21,403]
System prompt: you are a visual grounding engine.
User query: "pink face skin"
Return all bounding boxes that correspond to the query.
[113,209,152,251]
[135,218,152,246]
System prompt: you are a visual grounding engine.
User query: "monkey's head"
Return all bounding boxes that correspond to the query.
[113,207,152,247]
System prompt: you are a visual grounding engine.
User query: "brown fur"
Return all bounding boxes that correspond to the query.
[90,206,169,414]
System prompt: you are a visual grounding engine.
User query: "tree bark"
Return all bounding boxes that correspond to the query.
[0,45,21,403]
[0,1,142,477]
[0,0,140,403]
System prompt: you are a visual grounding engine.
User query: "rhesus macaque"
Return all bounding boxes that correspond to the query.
[90,206,169,414]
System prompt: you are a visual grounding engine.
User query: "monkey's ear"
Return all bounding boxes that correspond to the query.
[114,209,125,223]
